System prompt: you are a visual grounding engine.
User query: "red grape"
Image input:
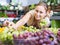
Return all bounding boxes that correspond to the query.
[18,34,24,39]
[13,34,18,39]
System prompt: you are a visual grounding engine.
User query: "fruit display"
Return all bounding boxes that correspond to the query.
[0,26,60,45]
[55,28,60,45]
[13,29,58,45]
[0,26,38,45]
[17,26,40,32]
[0,27,18,45]
[57,29,60,42]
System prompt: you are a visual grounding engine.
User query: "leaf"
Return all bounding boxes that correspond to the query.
[51,20,57,28]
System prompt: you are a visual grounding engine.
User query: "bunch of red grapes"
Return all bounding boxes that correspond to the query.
[57,29,60,42]
[13,30,58,45]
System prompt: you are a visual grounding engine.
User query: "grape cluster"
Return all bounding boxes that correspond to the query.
[57,29,60,42]
[13,30,58,45]
[0,27,15,45]
[39,19,47,27]
[48,28,58,35]
[17,26,39,32]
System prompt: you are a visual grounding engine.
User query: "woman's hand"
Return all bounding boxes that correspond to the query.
[3,20,15,27]
[3,20,10,27]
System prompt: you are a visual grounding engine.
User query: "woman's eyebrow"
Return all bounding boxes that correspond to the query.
[35,10,38,12]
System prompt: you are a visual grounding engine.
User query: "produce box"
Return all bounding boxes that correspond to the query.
[0,26,60,45]
[13,29,58,45]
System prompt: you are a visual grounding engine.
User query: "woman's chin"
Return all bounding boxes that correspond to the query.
[36,18,40,21]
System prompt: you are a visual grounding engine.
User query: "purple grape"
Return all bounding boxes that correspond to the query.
[43,35,49,39]
[39,35,44,39]
[24,40,31,45]
[28,34,31,37]
[29,32,33,35]
[42,43,47,45]
[43,30,52,35]
[39,39,43,44]
[51,42,54,45]
[57,31,60,36]
[23,33,28,39]
[13,34,18,39]
[43,32,49,37]
[35,37,40,41]
[18,34,24,39]
[54,40,58,45]
[29,39,37,45]
[30,40,38,45]
[43,39,51,44]
[46,44,51,45]
[36,31,41,36]
[25,32,30,36]
[30,33,34,37]
[34,41,39,45]
[57,37,60,42]
[34,32,38,37]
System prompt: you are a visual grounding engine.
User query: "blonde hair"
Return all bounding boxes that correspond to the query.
[37,2,48,11]
[36,2,53,18]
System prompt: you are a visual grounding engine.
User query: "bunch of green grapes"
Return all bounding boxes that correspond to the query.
[0,27,19,45]
[0,26,40,44]
[17,26,40,33]
[26,26,40,32]
[45,28,58,35]
[39,19,47,28]
[50,28,58,35]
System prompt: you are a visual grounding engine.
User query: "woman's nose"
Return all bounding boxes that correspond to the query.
[37,13,41,17]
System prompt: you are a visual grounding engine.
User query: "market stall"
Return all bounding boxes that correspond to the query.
[0,0,60,45]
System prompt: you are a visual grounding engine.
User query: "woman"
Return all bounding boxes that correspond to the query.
[3,2,53,29]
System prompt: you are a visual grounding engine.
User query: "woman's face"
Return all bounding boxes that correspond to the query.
[35,6,47,20]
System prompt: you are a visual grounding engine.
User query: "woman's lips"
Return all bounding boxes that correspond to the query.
[36,17,40,20]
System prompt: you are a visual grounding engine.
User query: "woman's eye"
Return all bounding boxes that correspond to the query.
[40,11,43,13]
[36,10,38,12]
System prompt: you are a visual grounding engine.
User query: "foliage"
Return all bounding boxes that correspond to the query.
[47,0,58,6]
[46,0,58,10]
[29,4,36,10]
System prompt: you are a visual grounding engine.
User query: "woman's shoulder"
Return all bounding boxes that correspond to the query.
[29,10,35,12]
[28,10,36,15]
[45,17,50,21]
[45,17,50,25]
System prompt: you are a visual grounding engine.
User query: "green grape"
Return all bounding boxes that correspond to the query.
[48,28,58,35]
[7,32,13,39]
[40,23,45,27]
[12,31,19,36]
[20,31,25,34]
[3,27,9,33]
[39,19,47,27]
[0,33,7,41]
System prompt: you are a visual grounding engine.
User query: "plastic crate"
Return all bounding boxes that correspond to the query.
[13,39,25,45]
[13,37,39,45]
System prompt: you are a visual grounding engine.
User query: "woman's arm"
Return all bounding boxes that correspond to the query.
[13,12,32,29]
